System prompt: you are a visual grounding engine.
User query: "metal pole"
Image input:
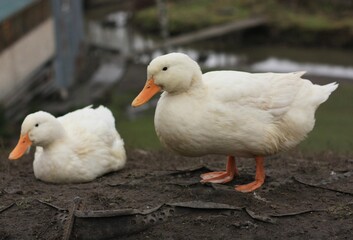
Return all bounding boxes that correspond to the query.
[51,0,84,98]
[156,0,170,52]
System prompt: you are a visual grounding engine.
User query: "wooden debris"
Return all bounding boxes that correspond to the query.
[0,202,15,214]
[36,199,68,212]
[294,176,353,196]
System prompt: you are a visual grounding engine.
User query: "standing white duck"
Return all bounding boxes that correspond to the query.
[132,52,338,192]
[9,106,126,183]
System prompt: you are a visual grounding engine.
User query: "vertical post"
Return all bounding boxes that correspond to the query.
[51,0,84,98]
[156,0,170,52]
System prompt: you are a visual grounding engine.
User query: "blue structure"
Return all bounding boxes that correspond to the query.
[0,0,84,90]
[51,0,84,90]
[0,0,34,22]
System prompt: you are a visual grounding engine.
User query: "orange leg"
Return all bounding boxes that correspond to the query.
[200,156,238,184]
[235,156,265,192]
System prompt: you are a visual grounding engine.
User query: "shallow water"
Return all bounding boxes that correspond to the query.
[87,11,353,81]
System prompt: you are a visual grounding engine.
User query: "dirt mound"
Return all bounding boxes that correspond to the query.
[0,149,352,239]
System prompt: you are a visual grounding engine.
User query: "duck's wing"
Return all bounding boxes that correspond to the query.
[204,71,306,119]
[55,106,125,178]
[58,105,119,145]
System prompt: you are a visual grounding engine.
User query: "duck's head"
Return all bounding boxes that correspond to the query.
[132,52,202,107]
[9,111,64,160]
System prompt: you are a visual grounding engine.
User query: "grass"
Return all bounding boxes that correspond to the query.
[274,10,353,31]
[299,82,353,153]
[117,111,161,150]
[132,0,263,35]
[109,91,162,150]
[109,83,353,154]
[132,0,353,35]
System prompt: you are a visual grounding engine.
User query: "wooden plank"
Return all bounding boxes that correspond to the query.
[148,17,268,51]
[89,17,268,55]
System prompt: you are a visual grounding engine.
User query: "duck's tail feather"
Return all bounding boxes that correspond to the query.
[294,71,306,77]
[111,138,127,170]
[314,82,338,106]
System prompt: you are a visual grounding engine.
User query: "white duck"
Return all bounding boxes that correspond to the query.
[9,106,126,183]
[132,52,338,192]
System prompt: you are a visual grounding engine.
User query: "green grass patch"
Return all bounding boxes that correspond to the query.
[109,91,161,150]
[132,0,260,35]
[132,0,353,35]
[299,82,353,153]
[117,112,161,150]
[273,10,353,31]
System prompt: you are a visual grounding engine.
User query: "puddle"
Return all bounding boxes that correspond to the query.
[88,11,353,81]
[252,57,353,79]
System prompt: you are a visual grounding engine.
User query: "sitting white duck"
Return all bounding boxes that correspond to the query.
[9,106,126,183]
[132,52,338,192]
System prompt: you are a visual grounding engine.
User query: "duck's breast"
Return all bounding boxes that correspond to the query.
[155,92,206,156]
[154,90,270,157]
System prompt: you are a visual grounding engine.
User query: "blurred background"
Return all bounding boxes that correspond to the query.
[0,0,352,154]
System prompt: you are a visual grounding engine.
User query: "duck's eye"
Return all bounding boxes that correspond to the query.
[162,67,168,71]
[35,123,39,127]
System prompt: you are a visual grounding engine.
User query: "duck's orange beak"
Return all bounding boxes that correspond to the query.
[9,133,32,160]
[132,78,161,107]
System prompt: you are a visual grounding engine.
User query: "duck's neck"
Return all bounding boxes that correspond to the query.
[191,70,203,87]
[186,72,205,95]
[40,124,67,149]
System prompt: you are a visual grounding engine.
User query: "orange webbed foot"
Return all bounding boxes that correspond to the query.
[235,156,265,192]
[200,156,238,184]
[235,179,264,192]
[200,171,234,184]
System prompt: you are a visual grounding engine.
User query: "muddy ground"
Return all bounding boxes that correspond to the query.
[0,147,352,240]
